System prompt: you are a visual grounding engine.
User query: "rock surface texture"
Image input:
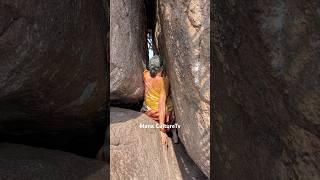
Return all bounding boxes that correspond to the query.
[155,0,210,177]
[0,0,107,120]
[212,0,320,179]
[0,143,108,180]
[110,0,146,104]
[110,107,207,180]
[0,0,107,135]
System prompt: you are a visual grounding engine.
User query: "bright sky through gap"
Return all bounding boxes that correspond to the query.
[148,49,154,59]
[147,32,154,60]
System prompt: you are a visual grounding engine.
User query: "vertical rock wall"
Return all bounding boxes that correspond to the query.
[155,0,210,177]
[110,0,146,104]
[213,0,320,179]
[0,0,107,130]
[0,0,108,156]
[102,0,110,162]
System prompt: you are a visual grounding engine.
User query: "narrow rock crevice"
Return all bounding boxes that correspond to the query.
[110,0,210,179]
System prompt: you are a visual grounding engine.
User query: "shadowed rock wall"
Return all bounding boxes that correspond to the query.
[212,0,320,179]
[0,143,108,180]
[0,0,107,156]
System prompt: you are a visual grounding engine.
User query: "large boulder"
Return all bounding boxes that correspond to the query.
[0,0,107,154]
[0,143,108,180]
[212,0,320,179]
[155,0,210,176]
[110,0,146,104]
[110,107,207,180]
[0,0,107,120]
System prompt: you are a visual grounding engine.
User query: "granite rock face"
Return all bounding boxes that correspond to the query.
[155,0,210,177]
[0,0,107,159]
[110,0,146,104]
[0,0,107,133]
[212,0,320,179]
[110,107,207,180]
[0,143,108,180]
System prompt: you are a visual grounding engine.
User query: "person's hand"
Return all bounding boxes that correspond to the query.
[146,110,158,116]
[165,113,170,123]
[160,131,168,145]
[146,110,159,120]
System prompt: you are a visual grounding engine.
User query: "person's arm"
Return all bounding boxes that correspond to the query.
[159,78,167,127]
[158,78,167,145]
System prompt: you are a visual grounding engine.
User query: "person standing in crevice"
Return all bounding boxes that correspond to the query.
[141,55,178,145]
